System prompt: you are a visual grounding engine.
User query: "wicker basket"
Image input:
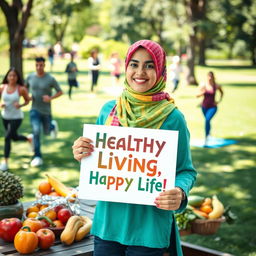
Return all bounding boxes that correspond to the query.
[191,217,225,235]
[179,228,192,236]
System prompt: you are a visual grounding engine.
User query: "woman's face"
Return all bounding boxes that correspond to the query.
[126,48,157,93]
[7,70,18,84]
[208,72,214,81]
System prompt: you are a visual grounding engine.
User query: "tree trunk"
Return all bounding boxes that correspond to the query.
[227,42,234,59]
[250,30,256,66]
[0,0,34,81]
[198,37,206,66]
[52,16,70,45]
[9,26,24,79]
[250,45,256,66]
[186,33,198,85]
[184,0,202,85]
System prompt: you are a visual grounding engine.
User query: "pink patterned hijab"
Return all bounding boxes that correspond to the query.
[125,40,167,81]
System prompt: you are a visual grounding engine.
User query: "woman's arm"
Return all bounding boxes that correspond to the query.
[216,84,224,104]
[196,84,205,98]
[0,84,4,108]
[15,86,30,108]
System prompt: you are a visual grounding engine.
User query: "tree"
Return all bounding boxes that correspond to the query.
[109,0,147,43]
[241,0,256,65]
[183,0,207,85]
[0,0,34,79]
[38,0,90,45]
[142,0,169,47]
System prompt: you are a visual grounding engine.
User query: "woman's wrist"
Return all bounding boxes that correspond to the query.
[176,187,186,200]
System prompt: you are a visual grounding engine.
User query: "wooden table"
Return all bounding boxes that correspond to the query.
[0,200,233,256]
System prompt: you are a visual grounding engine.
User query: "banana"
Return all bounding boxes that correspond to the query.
[208,195,224,219]
[46,174,76,198]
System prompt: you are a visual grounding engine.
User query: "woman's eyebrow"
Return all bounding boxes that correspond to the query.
[130,59,154,64]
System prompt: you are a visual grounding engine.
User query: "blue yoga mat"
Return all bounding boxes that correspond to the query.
[191,137,237,148]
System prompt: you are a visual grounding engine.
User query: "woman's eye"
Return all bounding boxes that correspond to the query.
[130,62,138,68]
[145,63,155,69]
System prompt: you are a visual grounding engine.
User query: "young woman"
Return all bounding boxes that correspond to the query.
[72,40,197,255]
[0,68,31,171]
[197,71,224,146]
[109,52,122,86]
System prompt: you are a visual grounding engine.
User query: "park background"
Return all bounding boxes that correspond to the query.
[0,0,256,255]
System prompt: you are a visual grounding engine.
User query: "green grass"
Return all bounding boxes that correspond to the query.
[0,56,256,255]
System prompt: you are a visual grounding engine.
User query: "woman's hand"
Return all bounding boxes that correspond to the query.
[154,187,184,210]
[13,101,20,109]
[72,136,94,161]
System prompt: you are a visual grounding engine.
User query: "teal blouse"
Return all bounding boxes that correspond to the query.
[90,100,197,253]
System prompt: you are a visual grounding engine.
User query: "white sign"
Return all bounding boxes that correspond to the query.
[78,124,178,205]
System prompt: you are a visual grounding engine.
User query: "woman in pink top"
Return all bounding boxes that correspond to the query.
[110,52,122,86]
[0,68,31,171]
[197,71,224,146]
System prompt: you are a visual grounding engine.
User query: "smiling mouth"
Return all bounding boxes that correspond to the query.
[133,78,147,84]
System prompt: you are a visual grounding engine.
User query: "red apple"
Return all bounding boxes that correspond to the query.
[57,208,72,224]
[36,228,55,249]
[39,218,50,228]
[54,204,65,213]
[0,218,22,242]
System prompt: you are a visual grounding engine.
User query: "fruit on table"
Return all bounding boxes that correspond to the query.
[23,218,43,232]
[54,204,65,213]
[36,228,55,249]
[14,226,38,254]
[60,216,83,245]
[38,181,52,195]
[57,208,73,224]
[26,205,40,214]
[53,219,64,228]
[0,171,23,206]
[27,212,39,218]
[75,216,92,242]
[37,216,56,228]
[0,217,22,242]
[46,174,76,198]
[208,195,224,219]
[45,209,57,221]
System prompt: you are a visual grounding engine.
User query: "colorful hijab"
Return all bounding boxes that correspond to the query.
[105,40,176,129]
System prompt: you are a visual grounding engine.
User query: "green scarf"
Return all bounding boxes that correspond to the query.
[116,78,176,129]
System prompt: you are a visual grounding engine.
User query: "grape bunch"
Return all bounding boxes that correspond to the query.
[175,209,197,230]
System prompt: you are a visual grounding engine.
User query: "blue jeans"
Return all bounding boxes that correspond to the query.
[94,236,165,256]
[172,79,179,92]
[30,109,53,158]
[202,106,217,137]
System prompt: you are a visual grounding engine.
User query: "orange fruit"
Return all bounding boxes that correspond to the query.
[40,205,49,211]
[201,197,212,206]
[27,212,39,218]
[200,204,213,214]
[49,191,60,197]
[53,220,64,228]
[26,205,40,214]
[38,181,52,195]
[45,210,57,221]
